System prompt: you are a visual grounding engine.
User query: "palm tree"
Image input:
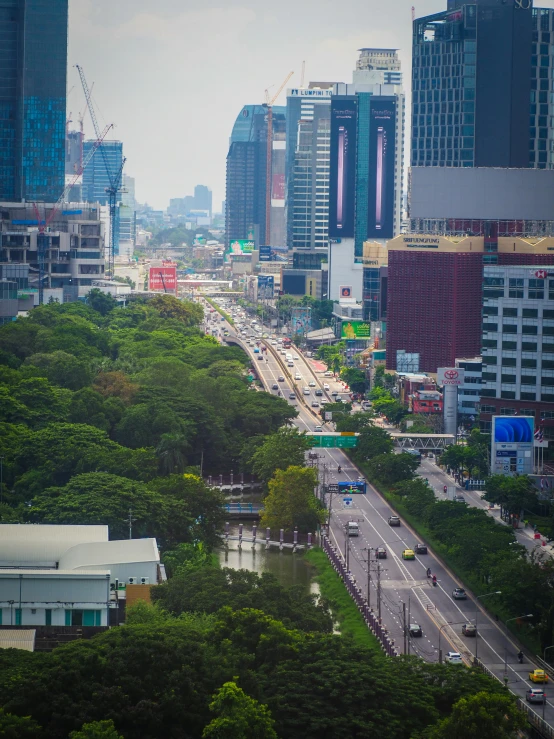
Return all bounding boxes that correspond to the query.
[156,433,190,475]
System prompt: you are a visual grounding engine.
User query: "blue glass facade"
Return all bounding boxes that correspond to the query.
[0,0,68,201]
[82,140,123,255]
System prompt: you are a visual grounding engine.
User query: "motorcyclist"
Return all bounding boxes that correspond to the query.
[518,651,524,663]
[432,574,437,586]
[426,567,432,578]
[338,465,342,473]
[443,485,448,493]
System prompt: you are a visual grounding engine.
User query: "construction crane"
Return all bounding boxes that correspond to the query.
[264,71,293,246]
[33,124,114,305]
[76,65,126,278]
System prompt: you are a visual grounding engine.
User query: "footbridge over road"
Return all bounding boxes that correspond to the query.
[390,433,455,451]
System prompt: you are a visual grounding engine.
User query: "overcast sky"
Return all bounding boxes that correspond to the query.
[68,0,554,211]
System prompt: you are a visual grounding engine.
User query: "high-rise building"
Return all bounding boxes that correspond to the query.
[411,2,554,170]
[66,130,82,176]
[225,105,286,249]
[479,264,554,439]
[328,49,405,302]
[286,85,333,250]
[0,0,68,202]
[193,185,212,217]
[82,140,123,255]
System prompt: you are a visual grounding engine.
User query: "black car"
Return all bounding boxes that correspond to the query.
[289,392,296,400]
[376,547,387,559]
[315,389,323,396]
[388,516,401,527]
[409,623,423,637]
[414,543,427,554]
[278,375,285,382]
[272,384,279,390]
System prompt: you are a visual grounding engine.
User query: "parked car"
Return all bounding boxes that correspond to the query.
[388,516,401,527]
[402,549,415,560]
[414,543,428,554]
[452,588,467,600]
[462,623,477,637]
[526,688,546,704]
[445,652,463,665]
[376,547,387,559]
[529,669,549,684]
[409,623,422,637]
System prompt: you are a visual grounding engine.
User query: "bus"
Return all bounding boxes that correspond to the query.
[282,337,292,349]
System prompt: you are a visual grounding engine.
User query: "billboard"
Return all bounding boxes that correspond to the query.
[437,368,465,386]
[341,321,371,339]
[367,97,396,239]
[229,239,255,254]
[259,245,272,262]
[338,481,367,494]
[257,275,274,299]
[410,167,554,221]
[329,97,357,238]
[291,307,311,335]
[272,174,285,201]
[491,416,534,476]
[149,264,177,293]
[339,286,353,299]
[282,274,306,296]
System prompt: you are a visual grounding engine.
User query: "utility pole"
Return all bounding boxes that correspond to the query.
[127,508,137,540]
[407,596,411,655]
[367,561,372,608]
[403,602,407,655]
[377,562,382,620]
[344,529,350,570]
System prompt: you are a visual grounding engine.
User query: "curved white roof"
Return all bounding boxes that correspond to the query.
[59,538,159,571]
[0,525,108,567]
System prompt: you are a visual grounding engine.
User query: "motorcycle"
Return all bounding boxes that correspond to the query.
[518,651,524,664]
[432,576,437,587]
[338,466,342,473]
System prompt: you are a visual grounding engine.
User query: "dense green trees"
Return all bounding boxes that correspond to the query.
[202,682,277,739]
[260,466,323,533]
[243,427,311,484]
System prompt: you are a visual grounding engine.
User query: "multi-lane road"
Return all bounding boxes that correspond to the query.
[205,300,553,729]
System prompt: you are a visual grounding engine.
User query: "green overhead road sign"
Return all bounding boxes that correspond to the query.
[309,434,358,449]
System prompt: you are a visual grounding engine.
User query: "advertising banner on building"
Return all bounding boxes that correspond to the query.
[229,239,255,254]
[341,321,371,339]
[329,97,357,239]
[259,245,272,262]
[491,416,534,476]
[149,264,177,293]
[367,97,397,239]
[272,174,285,201]
[257,275,274,300]
[291,307,312,335]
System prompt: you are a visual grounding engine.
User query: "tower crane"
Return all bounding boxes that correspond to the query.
[33,124,114,305]
[76,65,126,277]
[264,71,293,246]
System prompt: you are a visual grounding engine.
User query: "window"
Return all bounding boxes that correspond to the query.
[483,306,499,316]
[15,609,21,626]
[549,279,554,300]
[522,358,537,368]
[542,377,554,386]
[521,376,537,385]
[501,374,517,383]
[542,393,554,402]
[502,341,517,350]
[521,392,537,400]
[544,326,554,336]
[520,409,536,416]
[523,308,538,318]
[481,389,496,397]
[483,276,504,298]
[529,279,545,299]
[509,278,524,298]
[502,358,517,367]
[522,342,537,352]
[543,360,554,369]
[483,322,498,332]
[65,610,102,627]
[503,307,518,317]
[543,343,554,353]
[541,411,554,419]
[481,405,496,413]
[45,609,52,626]
[503,324,518,334]
[523,325,538,335]
[483,355,497,365]
[482,372,497,382]
[544,309,554,319]
[483,339,497,348]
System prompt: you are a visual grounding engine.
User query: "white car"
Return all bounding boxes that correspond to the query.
[323,383,330,391]
[295,373,302,380]
[293,354,299,360]
[314,426,323,433]
[309,381,316,387]
[444,652,463,665]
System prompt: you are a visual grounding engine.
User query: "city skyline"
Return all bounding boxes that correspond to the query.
[71,0,547,211]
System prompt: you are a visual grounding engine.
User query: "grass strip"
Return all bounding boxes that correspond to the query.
[204,296,235,326]
[305,547,381,651]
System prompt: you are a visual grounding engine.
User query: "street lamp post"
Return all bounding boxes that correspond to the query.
[544,645,554,665]
[438,621,466,663]
[504,614,533,676]
[474,591,501,664]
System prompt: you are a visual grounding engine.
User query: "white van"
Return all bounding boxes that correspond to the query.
[347,521,359,537]
[285,353,292,362]
[303,387,311,396]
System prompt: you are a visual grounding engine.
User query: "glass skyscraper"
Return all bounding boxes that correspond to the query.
[0,0,68,202]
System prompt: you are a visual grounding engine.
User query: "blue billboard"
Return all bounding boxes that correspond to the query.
[257,275,274,299]
[491,416,534,476]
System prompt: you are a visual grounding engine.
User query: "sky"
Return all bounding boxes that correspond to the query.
[68,0,554,212]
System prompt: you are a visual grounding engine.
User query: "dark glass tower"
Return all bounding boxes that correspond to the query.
[0,0,68,202]
[411,0,535,169]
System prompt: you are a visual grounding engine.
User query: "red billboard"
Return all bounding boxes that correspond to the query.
[149,264,177,293]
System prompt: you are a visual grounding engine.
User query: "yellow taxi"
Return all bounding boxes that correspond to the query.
[402,549,415,560]
[529,669,549,684]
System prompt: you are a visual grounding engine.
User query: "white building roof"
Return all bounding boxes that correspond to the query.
[0,525,108,567]
[59,539,159,571]
[0,569,110,578]
[0,630,36,652]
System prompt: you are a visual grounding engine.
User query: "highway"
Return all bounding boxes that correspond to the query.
[204,299,554,730]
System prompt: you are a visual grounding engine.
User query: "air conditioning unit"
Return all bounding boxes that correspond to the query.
[140,577,150,585]
[128,576,138,585]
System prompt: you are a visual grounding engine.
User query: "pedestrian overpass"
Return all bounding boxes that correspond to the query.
[390,433,455,450]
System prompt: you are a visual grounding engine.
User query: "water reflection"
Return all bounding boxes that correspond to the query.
[218,524,318,594]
